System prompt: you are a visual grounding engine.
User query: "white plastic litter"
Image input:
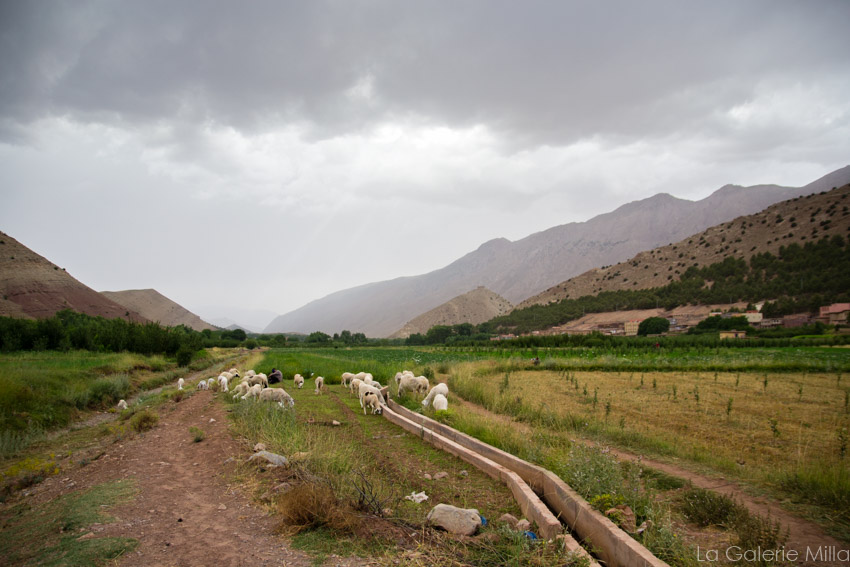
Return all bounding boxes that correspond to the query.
[404,491,429,504]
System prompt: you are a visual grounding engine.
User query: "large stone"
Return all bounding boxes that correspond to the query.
[426,504,482,536]
[497,513,519,528]
[247,450,289,468]
[605,504,636,533]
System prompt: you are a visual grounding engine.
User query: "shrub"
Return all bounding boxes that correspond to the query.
[176,346,194,367]
[189,426,205,443]
[88,375,130,408]
[129,410,158,433]
[680,488,740,527]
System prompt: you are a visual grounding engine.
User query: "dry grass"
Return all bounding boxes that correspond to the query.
[456,364,849,480]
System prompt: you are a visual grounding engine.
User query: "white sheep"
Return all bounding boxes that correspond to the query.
[422,383,449,407]
[217,375,229,392]
[259,387,295,407]
[432,393,448,411]
[314,376,324,394]
[358,382,386,409]
[227,367,239,375]
[341,372,355,386]
[246,373,268,388]
[349,378,362,396]
[219,371,237,381]
[232,381,250,399]
[363,373,375,385]
[413,375,430,395]
[394,370,414,385]
[244,369,256,377]
[116,399,128,410]
[206,377,216,389]
[241,383,263,400]
[294,374,304,388]
[397,374,420,397]
[177,378,184,391]
[363,391,382,415]
[197,380,209,390]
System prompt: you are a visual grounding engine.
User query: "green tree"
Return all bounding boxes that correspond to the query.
[637,317,670,336]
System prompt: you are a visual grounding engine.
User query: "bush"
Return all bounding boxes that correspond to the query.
[129,410,159,433]
[680,488,740,527]
[88,375,130,408]
[176,346,194,367]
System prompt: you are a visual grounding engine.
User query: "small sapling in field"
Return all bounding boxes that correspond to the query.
[769,418,780,439]
[839,427,847,460]
[726,397,733,419]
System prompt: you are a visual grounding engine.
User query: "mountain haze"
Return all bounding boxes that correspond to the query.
[264,166,850,337]
[101,289,216,332]
[0,231,147,322]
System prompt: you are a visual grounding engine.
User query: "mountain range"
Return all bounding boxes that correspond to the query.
[264,166,850,337]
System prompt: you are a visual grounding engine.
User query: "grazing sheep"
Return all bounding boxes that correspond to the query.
[177,378,184,390]
[241,383,263,400]
[363,373,375,385]
[247,373,268,388]
[341,372,355,386]
[394,370,414,385]
[116,399,128,410]
[259,387,295,407]
[358,382,386,409]
[217,374,229,392]
[363,391,382,415]
[397,374,420,397]
[227,367,239,375]
[314,376,324,394]
[432,393,448,411]
[197,380,209,390]
[206,377,216,389]
[349,378,362,396]
[413,375,430,395]
[422,383,449,407]
[294,374,304,388]
[354,371,368,381]
[244,369,256,377]
[232,381,250,399]
[219,371,237,381]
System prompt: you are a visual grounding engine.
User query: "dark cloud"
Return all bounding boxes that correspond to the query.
[2,0,848,148]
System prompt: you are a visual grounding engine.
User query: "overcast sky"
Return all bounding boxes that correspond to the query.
[1,1,848,330]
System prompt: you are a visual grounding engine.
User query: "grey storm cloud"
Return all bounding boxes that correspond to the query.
[2,0,848,147]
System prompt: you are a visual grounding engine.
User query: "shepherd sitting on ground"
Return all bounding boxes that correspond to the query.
[268,368,283,384]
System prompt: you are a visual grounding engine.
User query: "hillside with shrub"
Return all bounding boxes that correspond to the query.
[485,184,850,334]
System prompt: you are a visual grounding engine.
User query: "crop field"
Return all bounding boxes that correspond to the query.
[256,346,850,545]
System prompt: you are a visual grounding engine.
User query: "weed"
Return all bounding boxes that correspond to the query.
[726,397,733,419]
[189,426,205,443]
[275,482,358,535]
[840,427,848,460]
[499,372,510,395]
[769,418,780,439]
[129,410,158,433]
[680,488,740,527]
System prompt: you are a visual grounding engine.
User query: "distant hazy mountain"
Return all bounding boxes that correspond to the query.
[201,307,278,334]
[0,231,147,322]
[389,286,513,339]
[101,289,215,332]
[264,166,850,337]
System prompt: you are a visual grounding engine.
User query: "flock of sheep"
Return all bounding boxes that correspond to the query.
[127,366,453,416]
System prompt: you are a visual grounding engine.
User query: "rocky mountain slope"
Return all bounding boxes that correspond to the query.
[264,166,850,337]
[0,231,147,322]
[101,289,216,332]
[389,286,513,339]
[518,183,850,309]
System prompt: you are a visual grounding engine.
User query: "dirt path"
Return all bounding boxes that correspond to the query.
[451,392,847,566]
[25,383,369,567]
